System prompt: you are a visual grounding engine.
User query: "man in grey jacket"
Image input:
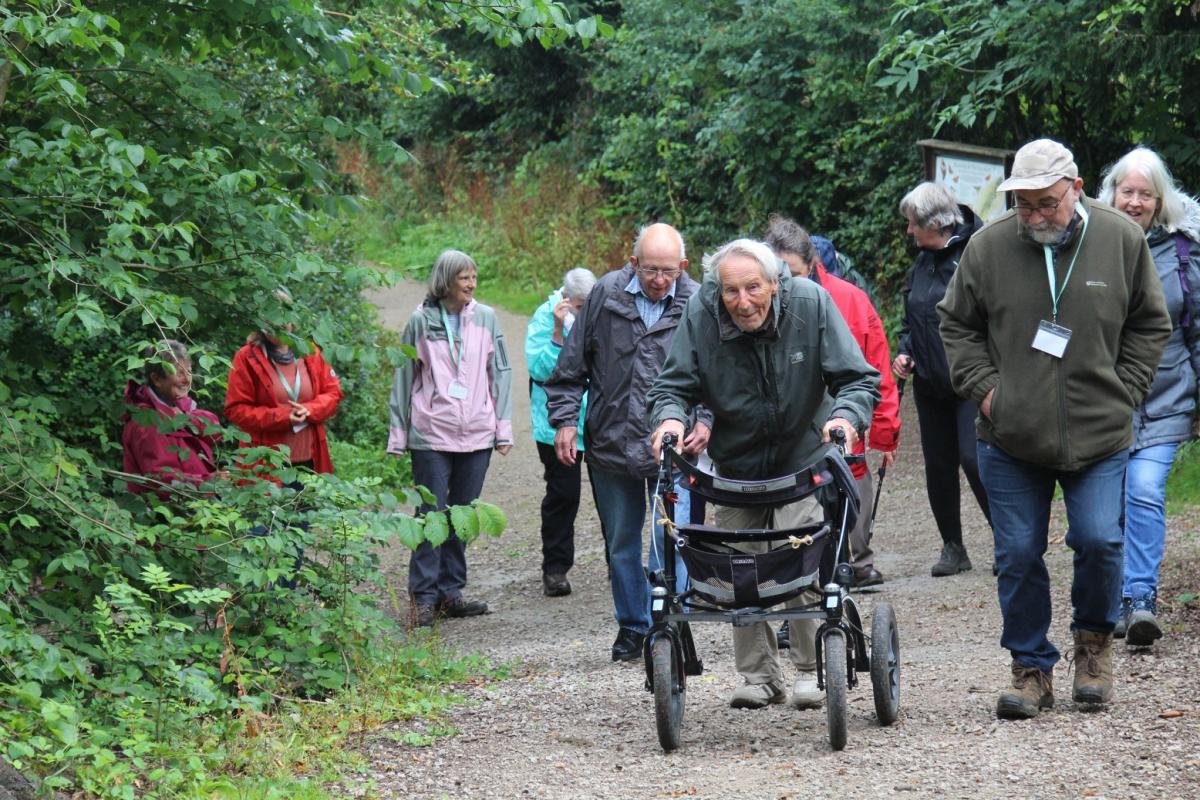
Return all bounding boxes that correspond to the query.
[545,223,711,662]
[648,238,879,709]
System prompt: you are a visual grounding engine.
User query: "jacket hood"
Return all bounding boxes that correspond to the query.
[926,204,982,254]
[1151,193,1200,243]
[123,380,196,417]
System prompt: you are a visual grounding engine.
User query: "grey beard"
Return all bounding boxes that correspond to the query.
[1018,219,1069,246]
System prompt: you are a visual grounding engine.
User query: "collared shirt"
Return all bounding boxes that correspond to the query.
[625,273,677,329]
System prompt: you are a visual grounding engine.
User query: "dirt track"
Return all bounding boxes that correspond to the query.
[358,279,1200,800]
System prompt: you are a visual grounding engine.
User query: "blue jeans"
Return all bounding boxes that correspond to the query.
[978,441,1127,671]
[589,467,690,634]
[1123,442,1178,601]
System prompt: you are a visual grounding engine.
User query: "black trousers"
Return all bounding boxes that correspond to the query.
[911,378,991,546]
[537,441,581,575]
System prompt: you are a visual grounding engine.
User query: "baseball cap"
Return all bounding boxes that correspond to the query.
[997,139,1079,192]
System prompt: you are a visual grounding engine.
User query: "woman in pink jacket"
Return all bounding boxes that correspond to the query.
[388,250,513,629]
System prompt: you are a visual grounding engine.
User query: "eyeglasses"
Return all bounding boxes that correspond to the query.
[635,266,681,280]
[1014,184,1073,218]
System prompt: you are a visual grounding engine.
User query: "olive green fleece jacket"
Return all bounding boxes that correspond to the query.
[938,197,1170,472]
[646,274,880,481]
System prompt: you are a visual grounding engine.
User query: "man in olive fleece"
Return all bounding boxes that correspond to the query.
[939,139,1170,719]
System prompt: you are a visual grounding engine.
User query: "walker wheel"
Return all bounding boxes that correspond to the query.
[652,635,685,751]
[870,602,901,725]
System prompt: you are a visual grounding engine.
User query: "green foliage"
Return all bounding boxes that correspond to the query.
[0,0,603,793]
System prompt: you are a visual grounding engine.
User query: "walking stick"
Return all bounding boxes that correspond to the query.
[867,377,905,538]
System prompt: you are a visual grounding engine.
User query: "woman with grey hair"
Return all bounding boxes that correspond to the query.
[895,182,991,578]
[525,267,598,597]
[1099,146,1200,647]
[388,249,514,629]
[123,340,223,494]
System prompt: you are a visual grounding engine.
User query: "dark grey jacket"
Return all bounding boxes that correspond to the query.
[545,264,709,477]
[1133,198,1200,450]
[646,273,879,480]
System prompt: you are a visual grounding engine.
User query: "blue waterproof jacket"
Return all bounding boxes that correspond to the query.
[526,290,586,448]
[1133,197,1200,450]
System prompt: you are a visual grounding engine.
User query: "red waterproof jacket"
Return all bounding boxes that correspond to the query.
[224,341,342,474]
[815,263,901,478]
[122,381,221,493]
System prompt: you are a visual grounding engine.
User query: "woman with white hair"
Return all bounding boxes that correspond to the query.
[388,249,514,629]
[525,267,598,597]
[895,182,991,578]
[1099,146,1200,647]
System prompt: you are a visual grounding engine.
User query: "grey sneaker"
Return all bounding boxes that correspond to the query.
[729,682,787,709]
[1126,594,1163,647]
[1113,597,1132,639]
[931,542,972,577]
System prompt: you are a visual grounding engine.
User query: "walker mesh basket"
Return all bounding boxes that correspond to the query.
[675,523,829,608]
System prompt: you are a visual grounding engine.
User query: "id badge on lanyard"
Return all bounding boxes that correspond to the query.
[1033,203,1088,360]
[441,306,469,400]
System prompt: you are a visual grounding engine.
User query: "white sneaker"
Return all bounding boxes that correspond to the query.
[790,671,824,709]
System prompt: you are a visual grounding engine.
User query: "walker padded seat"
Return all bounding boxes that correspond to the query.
[664,448,860,609]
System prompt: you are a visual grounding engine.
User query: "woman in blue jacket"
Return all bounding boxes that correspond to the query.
[526,268,597,597]
[1100,146,1200,648]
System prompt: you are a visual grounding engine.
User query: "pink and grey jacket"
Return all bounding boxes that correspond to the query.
[122,380,220,494]
[388,297,513,453]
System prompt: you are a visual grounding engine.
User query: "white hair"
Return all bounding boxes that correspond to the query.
[703,238,781,287]
[899,182,963,231]
[561,267,597,301]
[632,223,687,261]
[1098,145,1194,234]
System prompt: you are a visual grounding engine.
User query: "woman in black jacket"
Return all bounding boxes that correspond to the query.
[895,182,992,577]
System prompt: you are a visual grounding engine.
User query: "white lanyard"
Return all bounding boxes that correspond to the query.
[1042,203,1089,322]
[440,306,462,373]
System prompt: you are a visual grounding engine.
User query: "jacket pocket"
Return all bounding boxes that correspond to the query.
[1143,344,1197,420]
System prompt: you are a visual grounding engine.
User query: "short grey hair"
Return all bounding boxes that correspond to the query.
[703,238,781,287]
[143,339,189,382]
[1099,145,1193,233]
[427,249,477,300]
[764,214,817,266]
[561,267,597,301]
[632,223,687,261]
[899,182,963,232]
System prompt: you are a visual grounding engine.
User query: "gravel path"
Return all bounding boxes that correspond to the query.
[359,280,1200,800]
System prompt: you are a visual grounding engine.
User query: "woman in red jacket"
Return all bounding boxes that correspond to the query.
[224,329,343,474]
[123,339,223,494]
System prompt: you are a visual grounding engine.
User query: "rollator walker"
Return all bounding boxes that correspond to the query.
[644,432,901,752]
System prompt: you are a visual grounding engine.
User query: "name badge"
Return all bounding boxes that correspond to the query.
[1032,320,1072,359]
[292,421,309,434]
[448,381,469,400]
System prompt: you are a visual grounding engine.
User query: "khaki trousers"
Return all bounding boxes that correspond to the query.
[714,496,823,689]
[848,472,874,570]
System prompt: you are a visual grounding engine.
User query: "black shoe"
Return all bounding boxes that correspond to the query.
[931,542,972,577]
[411,603,436,629]
[1113,597,1132,639]
[438,596,488,618]
[611,627,645,662]
[542,572,571,597]
[776,620,790,650]
[853,566,884,587]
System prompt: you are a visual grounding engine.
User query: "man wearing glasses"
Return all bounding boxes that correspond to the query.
[545,223,711,662]
[939,139,1170,719]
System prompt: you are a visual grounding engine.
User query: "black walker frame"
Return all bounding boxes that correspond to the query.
[642,433,901,752]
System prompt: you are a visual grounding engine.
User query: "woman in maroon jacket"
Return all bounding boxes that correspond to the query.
[122,340,223,494]
[224,329,343,474]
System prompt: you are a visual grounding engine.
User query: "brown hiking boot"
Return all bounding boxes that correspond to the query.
[1072,630,1114,705]
[996,661,1054,719]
